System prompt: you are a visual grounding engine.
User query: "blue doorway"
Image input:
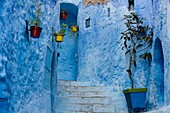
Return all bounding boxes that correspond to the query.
[153,38,164,108]
[57,3,78,80]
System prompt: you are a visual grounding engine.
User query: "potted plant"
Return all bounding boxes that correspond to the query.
[60,10,68,20]
[120,13,153,112]
[30,0,42,38]
[69,23,79,38]
[53,23,68,42]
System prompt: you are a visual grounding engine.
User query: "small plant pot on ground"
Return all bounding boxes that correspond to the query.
[30,26,42,38]
[123,88,147,113]
[55,34,64,42]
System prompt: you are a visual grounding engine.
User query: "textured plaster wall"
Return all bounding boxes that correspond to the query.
[77,0,152,90]
[57,3,78,80]
[0,0,59,113]
[147,0,170,110]
[74,0,170,111]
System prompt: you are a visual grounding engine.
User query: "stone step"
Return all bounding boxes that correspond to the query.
[57,90,120,97]
[57,85,113,92]
[57,80,92,87]
[55,103,127,113]
[56,97,111,104]
[56,80,128,113]
[56,104,114,112]
[56,96,126,105]
[55,111,118,113]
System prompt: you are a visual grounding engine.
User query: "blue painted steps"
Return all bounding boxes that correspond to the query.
[56,80,128,113]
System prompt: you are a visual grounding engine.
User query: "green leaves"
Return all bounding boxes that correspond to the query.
[120,13,153,88]
[30,19,40,26]
[52,23,68,36]
[30,0,42,26]
[58,29,66,35]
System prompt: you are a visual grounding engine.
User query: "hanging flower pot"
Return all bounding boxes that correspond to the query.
[55,34,64,42]
[29,0,42,38]
[52,24,68,42]
[60,10,68,20]
[69,25,79,38]
[71,26,78,33]
[30,26,42,38]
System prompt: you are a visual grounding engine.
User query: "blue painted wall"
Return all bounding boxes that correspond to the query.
[0,0,59,112]
[72,0,170,111]
[77,1,149,89]
[57,3,78,80]
[59,0,170,111]
[0,0,170,112]
[154,38,164,108]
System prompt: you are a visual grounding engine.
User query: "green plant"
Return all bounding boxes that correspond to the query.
[52,23,68,36]
[30,0,42,26]
[120,13,153,89]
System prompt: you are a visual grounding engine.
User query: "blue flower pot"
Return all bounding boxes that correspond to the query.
[123,88,147,112]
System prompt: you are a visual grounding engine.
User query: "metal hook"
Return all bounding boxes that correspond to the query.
[25,20,30,41]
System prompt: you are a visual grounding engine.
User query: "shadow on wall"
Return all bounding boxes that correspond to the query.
[153,38,164,109]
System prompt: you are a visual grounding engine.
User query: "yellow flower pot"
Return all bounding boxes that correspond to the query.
[71,26,78,33]
[56,34,64,42]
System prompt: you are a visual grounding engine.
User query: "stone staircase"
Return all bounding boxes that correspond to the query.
[55,80,128,113]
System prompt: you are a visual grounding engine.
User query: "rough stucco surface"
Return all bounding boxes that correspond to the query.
[146,0,170,110]
[77,1,149,90]
[76,0,170,111]
[57,3,78,80]
[0,0,170,112]
[0,0,59,113]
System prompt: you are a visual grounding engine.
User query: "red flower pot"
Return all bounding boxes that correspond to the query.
[60,11,68,20]
[30,26,42,38]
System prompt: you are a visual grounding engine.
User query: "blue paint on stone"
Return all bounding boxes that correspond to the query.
[57,3,78,80]
[0,0,170,112]
[0,0,59,112]
[153,38,164,108]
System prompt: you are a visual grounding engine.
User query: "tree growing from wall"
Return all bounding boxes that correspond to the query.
[120,13,153,89]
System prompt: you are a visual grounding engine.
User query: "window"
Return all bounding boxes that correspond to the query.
[107,7,110,18]
[128,0,134,11]
[85,18,90,28]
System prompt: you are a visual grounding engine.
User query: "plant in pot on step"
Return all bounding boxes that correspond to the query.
[30,0,42,38]
[69,23,79,38]
[52,23,68,42]
[120,12,153,112]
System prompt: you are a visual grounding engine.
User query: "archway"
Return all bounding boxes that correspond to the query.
[153,38,164,108]
[57,3,78,80]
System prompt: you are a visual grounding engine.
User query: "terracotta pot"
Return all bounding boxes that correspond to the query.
[56,34,64,42]
[60,11,68,20]
[30,26,42,38]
